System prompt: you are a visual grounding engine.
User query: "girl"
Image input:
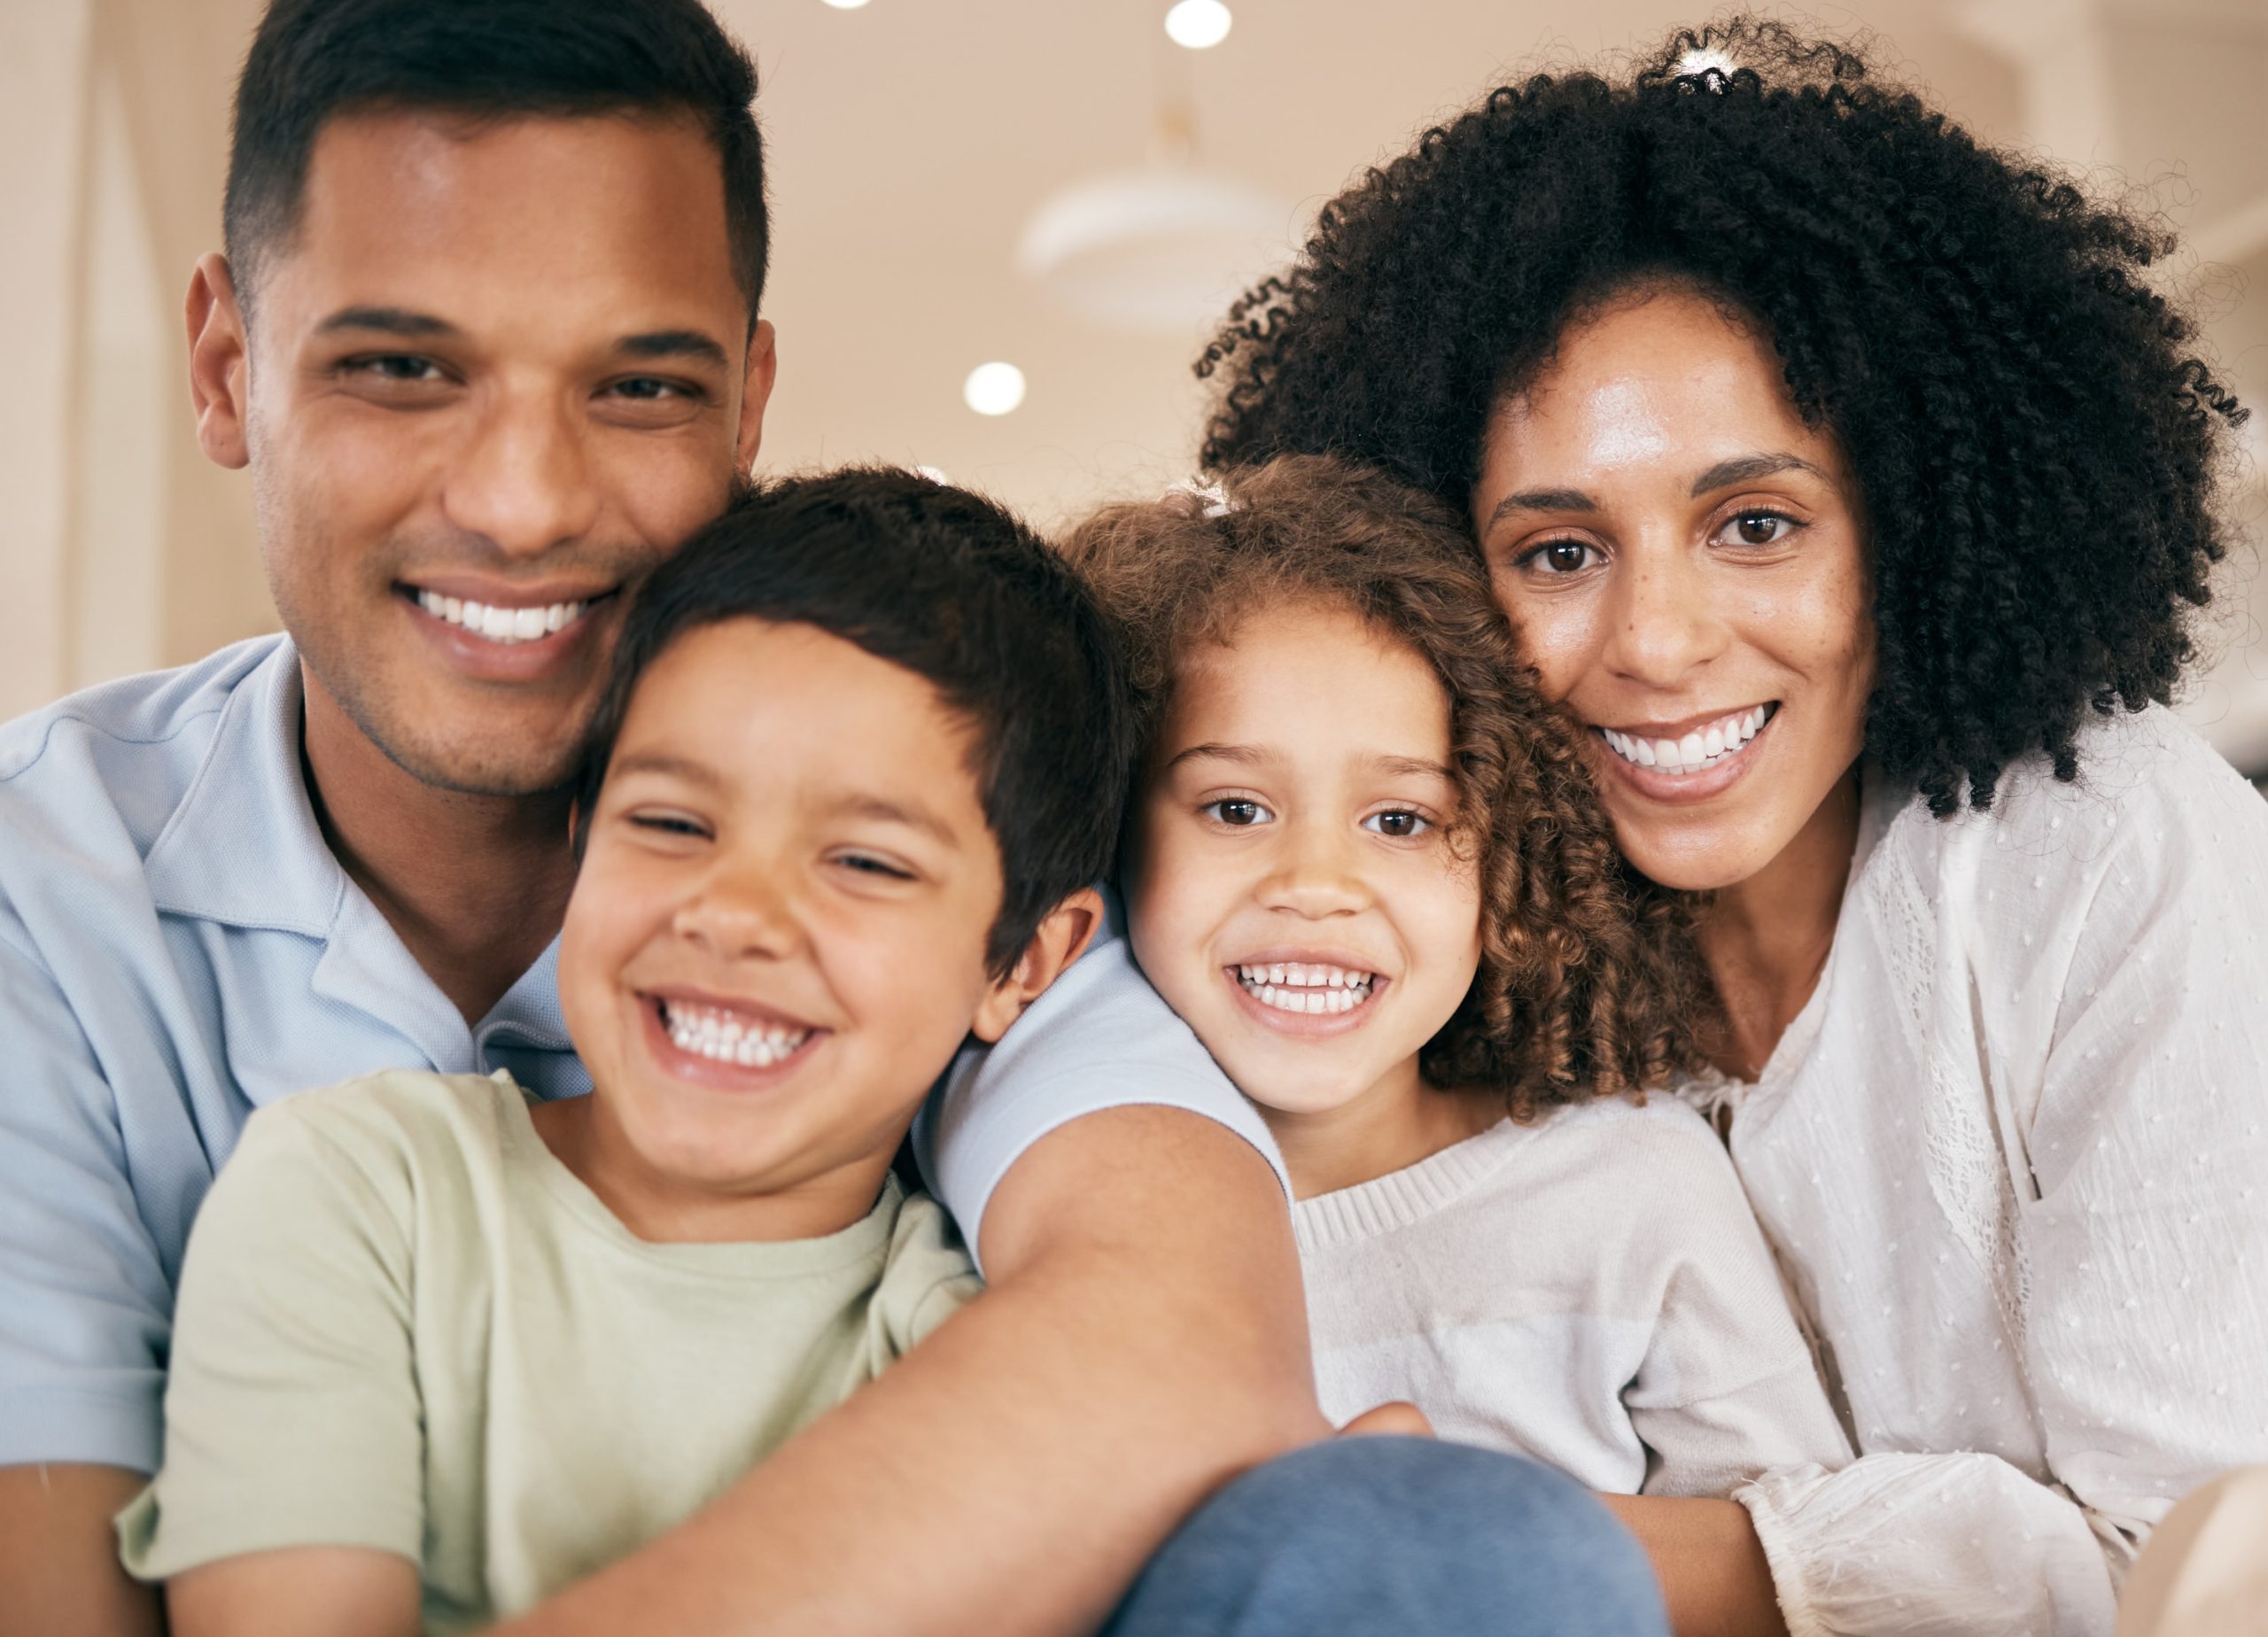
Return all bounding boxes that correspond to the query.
[1069,454,1850,1501]
[1198,19,2268,1634]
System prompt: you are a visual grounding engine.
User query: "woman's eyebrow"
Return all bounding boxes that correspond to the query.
[1486,486,1598,529]
[1689,452,1827,494]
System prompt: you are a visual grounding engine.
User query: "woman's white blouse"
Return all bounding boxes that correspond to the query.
[1691,707,2268,1637]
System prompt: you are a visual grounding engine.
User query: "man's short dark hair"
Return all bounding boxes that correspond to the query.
[575,469,1136,975]
[227,0,766,320]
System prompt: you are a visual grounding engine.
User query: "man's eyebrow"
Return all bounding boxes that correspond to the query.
[1690,452,1827,495]
[617,330,732,369]
[316,306,459,338]
[1485,487,1598,530]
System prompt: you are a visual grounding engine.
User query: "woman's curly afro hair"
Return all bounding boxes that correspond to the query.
[1200,17,2247,814]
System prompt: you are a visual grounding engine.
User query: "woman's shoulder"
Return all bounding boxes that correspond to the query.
[1870,703,2266,896]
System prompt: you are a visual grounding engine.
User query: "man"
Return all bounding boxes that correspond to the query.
[0,3,1663,1633]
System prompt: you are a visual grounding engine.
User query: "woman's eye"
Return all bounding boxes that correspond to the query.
[1363,810,1433,838]
[1520,539,1598,575]
[1721,510,1800,547]
[1202,798,1274,827]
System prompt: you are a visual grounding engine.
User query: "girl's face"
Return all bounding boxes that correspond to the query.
[1472,287,1876,893]
[1124,600,1483,1122]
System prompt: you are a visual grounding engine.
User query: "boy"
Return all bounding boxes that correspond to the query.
[116,469,1131,1634]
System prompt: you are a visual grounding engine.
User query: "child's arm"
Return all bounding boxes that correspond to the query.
[118,1099,425,1634]
[167,1546,417,1637]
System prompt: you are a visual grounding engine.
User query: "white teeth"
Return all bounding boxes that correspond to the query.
[416,588,591,645]
[1235,964,1376,1015]
[660,999,812,1067]
[1602,705,1775,776]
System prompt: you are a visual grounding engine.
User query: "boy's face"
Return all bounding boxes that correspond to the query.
[559,618,1014,1214]
[200,110,775,796]
[1124,600,1483,1122]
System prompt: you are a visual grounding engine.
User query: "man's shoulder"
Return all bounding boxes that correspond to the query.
[0,635,291,862]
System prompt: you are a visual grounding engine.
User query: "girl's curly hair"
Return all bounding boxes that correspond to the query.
[1066,454,1707,1114]
[1199,18,2247,815]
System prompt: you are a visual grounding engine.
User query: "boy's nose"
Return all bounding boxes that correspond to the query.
[671,874,804,961]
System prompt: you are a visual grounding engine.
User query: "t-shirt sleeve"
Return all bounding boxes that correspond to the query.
[864,1191,984,1365]
[115,1100,425,1582]
[1623,1115,1852,1499]
[912,908,1286,1269]
[0,922,174,1471]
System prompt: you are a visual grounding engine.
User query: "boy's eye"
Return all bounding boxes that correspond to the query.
[627,811,710,840]
[1201,798,1274,827]
[1363,810,1433,838]
[829,850,915,881]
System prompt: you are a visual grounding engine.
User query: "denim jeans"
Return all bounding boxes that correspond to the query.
[1101,1437,1669,1636]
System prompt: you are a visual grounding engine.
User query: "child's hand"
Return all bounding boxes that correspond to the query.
[1335,1400,1435,1439]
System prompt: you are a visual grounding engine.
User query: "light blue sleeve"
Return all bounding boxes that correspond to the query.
[913,909,1287,1270]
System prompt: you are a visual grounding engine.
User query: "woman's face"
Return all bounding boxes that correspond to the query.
[1472,288,1876,893]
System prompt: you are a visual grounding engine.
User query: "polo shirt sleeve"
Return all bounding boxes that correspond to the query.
[0,927,174,1471]
[913,916,1287,1270]
[115,1098,424,1581]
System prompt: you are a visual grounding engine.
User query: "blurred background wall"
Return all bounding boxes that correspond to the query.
[4,0,2264,775]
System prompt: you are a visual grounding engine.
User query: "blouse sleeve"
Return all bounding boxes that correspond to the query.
[1740,732,2268,1637]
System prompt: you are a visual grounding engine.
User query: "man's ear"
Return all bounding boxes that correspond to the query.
[735,318,778,473]
[969,887,1104,1043]
[186,253,252,470]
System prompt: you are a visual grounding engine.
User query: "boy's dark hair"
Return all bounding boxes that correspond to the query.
[227,0,767,320]
[1068,454,1707,1113]
[1200,18,2246,817]
[576,469,1136,976]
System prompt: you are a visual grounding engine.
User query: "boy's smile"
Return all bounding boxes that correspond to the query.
[551,617,1009,1243]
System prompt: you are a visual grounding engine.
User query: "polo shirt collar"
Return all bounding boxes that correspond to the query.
[144,635,345,938]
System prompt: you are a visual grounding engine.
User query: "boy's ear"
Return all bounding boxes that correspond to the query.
[969,888,1104,1043]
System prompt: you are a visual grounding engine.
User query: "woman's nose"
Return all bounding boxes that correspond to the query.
[1600,552,1729,688]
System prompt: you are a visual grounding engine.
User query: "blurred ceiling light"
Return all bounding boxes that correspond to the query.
[820,0,870,9]
[1015,168,1293,335]
[1164,0,1232,50]
[963,362,1027,417]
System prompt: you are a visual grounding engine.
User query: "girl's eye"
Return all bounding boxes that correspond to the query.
[1518,539,1600,575]
[1363,810,1433,838]
[1202,797,1274,827]
[1720,510,1801,547]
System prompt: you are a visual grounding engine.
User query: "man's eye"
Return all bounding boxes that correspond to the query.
[1202,798,1274,827]
[1363,810,1432,838]
[346,355,443,383]
[609,377,695,402]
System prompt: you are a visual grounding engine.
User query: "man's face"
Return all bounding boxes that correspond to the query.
[227,111,772,795]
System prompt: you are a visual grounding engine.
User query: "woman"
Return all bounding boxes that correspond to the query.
[1200,19,2268,1637]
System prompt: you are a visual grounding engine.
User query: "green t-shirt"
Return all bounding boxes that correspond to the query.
[118,1069,978,1633]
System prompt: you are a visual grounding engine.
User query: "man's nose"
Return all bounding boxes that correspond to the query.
[441,387,603,559]
[1600,550,1730,688]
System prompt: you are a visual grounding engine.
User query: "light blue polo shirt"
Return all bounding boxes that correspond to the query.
[0,634,1278,1473]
